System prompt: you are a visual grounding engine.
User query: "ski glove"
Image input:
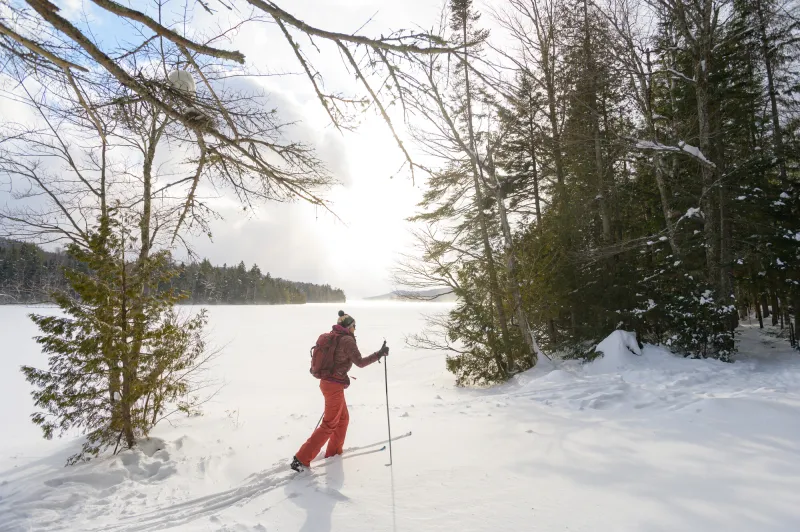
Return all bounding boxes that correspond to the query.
[378,344,390,357]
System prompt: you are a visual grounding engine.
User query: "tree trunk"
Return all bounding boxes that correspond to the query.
[128,116,164,433]
[460,14,511,377]
[770,287,780,327]
[540,29,565,192]
[718,162,735,331]
[755,0,788,183]
[532,146,542,229]
[794,293,799,347]
[489,152,539,367]
[761,292,770,319]
[119,231,135,450]
[754,288,764,329]
[673,0,719,289]
[654,155,680,256]
[527,96,543,229]
[583,0,611,242]
[659,29,683,259]
[696,72,719,288]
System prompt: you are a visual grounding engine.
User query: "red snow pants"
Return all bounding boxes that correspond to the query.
[295,380,349,466]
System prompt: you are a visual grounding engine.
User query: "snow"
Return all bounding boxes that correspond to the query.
[634,140,715,167]
[683,207,701,220]
[2,305,800,531]
[666,68,695,83]
[589,330,642,374]
[677,141,715,167]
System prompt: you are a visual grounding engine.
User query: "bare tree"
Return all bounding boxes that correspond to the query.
[495,0,568,194]
[596,0,683,256]
[1,1,463,190]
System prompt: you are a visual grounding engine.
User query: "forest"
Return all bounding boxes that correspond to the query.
[396,0,800,384]
[0,239,345,305]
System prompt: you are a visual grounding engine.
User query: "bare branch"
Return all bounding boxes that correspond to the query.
[0,20,87,71]
[88,0,245,63]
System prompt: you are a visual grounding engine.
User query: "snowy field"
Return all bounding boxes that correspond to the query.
[1,303,800,531]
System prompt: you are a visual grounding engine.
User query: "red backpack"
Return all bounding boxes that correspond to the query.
[309,331,341,379]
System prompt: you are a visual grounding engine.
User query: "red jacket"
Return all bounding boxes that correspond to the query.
[325,325,382,387]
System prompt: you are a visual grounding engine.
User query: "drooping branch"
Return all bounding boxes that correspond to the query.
[337,41,416,182]
[26,1,333,210]
[274,18,343,131]
[247,0,454,54]
[88,0,245,63]
[0,20,87,71]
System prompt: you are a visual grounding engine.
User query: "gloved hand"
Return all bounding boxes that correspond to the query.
[378,344,390,357]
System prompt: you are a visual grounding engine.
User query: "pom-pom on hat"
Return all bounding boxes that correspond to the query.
[337,310,355,328]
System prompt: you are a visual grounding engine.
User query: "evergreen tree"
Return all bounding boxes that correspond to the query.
[408,0,799,380]
[21,214,211,463]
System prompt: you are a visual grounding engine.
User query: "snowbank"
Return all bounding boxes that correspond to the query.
[587,330,642,374]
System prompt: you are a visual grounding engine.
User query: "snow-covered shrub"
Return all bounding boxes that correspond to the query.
[630,261,736,361]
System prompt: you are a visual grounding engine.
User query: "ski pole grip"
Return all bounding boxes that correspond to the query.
[378,340,387,363]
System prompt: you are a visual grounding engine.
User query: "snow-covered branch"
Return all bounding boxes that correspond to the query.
[633,140,716,168]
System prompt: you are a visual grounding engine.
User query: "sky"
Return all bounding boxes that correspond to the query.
[182,0,449,299]
[0,0,453,299]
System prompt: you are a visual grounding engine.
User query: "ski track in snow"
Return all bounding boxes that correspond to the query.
[102,438,406,532]
[1,305,800,531]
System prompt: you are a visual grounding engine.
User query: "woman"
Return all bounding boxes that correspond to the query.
[291,310,389,471]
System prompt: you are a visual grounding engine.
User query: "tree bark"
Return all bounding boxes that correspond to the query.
[489,152,539,367]
[761,292,771,319]
[119,230,135,449]
[696,69,719,287]
[583,0,611,242]
[651,44,682,257]
[754,287,764,329]
[794,293,799,346]
[755,0,788,183]
[527,93,543,229]
[670,0,720,288]
[459,12,511,376]
[538,9,565,193]
[770,286,780,327]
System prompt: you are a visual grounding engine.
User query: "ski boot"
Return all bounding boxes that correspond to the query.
[290,456,305,473]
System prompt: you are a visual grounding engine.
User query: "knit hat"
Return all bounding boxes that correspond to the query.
[337,310,355,328]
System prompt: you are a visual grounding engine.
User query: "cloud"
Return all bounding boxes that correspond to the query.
[184,202,342,290]
[317,131,353,187]
[1,0,439,298]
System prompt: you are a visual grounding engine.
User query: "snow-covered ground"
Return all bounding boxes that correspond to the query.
[1,303,799,531]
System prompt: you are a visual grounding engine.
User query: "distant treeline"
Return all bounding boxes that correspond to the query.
[0,239,345,305]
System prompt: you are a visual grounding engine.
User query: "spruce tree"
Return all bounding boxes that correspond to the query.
[21,214,210,464]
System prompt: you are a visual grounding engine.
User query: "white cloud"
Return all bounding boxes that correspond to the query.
[1,0,443,298]
[179,1,442,298]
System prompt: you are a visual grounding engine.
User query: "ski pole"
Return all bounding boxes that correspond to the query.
[315,413,323,430]
[382,340,393,466]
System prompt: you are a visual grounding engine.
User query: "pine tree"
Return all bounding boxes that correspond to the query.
[21,214,211,464]
[413,0,799,375]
